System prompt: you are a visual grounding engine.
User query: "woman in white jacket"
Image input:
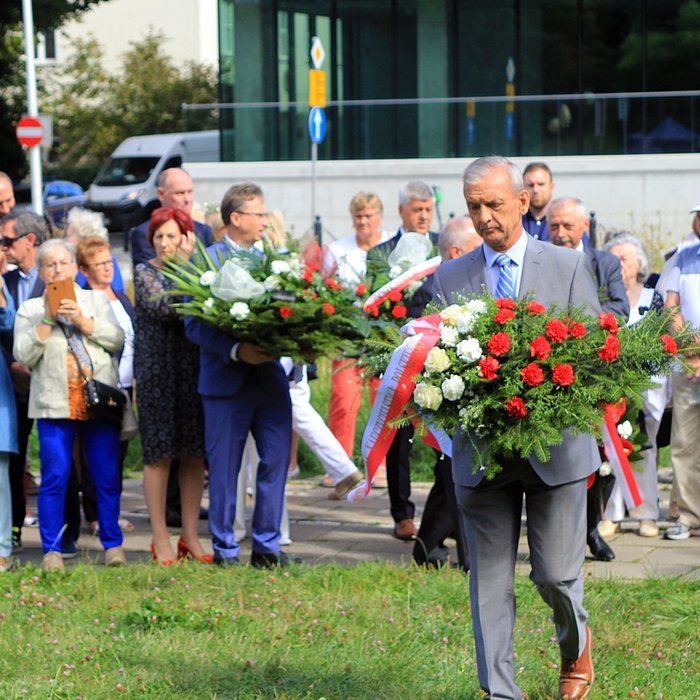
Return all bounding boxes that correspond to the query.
[13,239,125,572]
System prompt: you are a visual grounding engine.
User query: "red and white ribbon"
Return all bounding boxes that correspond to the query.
[363,256,442,313]
[601,405,642,509]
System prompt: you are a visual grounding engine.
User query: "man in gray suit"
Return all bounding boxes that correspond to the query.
[432,157,601,700]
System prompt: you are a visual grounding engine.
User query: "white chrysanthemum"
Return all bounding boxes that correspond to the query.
[270,260,291,275]
[406,280,423,296]
[424,346,451,373]
[440,325,460,347]
[413,382,443,411]
[466,299,488,315]
[287,256,302,277]
[439,304,463,326]
[229,302,250,320]
[599,461,612,477]
[617,420,633,440]
[456,338,483,363]
[456,310,476,334]
[441,374,465,401]
[389,264,403,279]
[199,270,216,286]
[263,275,282,291]
[203,297,215,310]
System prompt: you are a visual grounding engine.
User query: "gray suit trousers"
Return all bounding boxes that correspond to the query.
[455,458,588,700]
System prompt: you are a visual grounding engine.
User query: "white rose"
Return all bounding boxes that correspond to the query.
[457,311,476,334]
[199,270,216,286]
[466,299,488,315]
[270,260,291,275]
[439,304,463,326]
[263,275,282,291]
[440,325,460,347]
[389,264,403,279]
[441,374,465,401]
[424,346,451,373]
[599,460,612,477]
[229,302,250,320]
[413,382,443,411]
[456,338,483,363]
[617,420,633,440]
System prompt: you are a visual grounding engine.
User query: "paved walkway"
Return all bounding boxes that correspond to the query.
[14,472,700,579]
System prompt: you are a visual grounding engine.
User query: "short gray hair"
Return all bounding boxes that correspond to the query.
[65,207,108,240]
[603,230,650,282]
[221,182,264,225]
[549,196,588,221]
[438,216,479,261]
[14,212,48,244]
[463,156,523,195]
[398,181,434,207]
[37,238,76,266]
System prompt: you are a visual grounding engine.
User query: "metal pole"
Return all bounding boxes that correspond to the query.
[311,141,317,230]
[22,0,43,215]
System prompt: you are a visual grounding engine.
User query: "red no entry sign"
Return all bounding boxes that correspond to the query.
[16,116,43,147]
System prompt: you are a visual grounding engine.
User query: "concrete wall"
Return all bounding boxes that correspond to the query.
[186,154,700,258]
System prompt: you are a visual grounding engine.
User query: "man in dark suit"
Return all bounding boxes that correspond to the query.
[433,157,600,700]
[184,182,293,568]
[366,180,438,541]
[130,167,214,267]
[1,211,47,551]
[548,196,630,562]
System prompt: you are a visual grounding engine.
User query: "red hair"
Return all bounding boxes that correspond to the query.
[147,207,193,247]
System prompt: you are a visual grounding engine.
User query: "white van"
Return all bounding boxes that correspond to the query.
[87,130,220,231]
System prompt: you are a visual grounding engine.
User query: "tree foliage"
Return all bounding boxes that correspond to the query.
[45,31,218,172]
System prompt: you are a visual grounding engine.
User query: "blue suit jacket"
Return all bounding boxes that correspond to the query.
[1,268,45,369]
[130,219,214,268]
[184,240,289,398]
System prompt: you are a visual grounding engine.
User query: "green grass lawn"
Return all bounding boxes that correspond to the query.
[0,563,697,699]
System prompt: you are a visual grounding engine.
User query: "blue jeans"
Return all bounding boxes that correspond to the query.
[37,419,122,553]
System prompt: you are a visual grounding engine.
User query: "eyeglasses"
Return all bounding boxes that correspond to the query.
[1,232,30,248]
[235,210,271,219]
[41,259,73,271]
[88,259,114,270]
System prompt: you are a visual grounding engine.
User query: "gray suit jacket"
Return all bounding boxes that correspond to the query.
[432,236,602,488]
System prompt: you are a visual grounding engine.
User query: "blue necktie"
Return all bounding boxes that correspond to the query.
[494,253,515,298]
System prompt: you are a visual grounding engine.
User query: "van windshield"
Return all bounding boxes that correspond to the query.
[94,157,160,186]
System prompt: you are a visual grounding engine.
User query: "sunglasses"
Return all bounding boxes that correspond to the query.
[1,232,31,248]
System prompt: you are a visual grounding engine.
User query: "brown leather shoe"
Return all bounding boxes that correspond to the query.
[393,518,417,540]
[559,624,594,699]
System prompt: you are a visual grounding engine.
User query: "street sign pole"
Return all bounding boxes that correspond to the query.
[309,36,327,239]
[21,0,43,215]
[311,141,317,230]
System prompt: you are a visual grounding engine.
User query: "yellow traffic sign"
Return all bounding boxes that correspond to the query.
[309,69,327,108]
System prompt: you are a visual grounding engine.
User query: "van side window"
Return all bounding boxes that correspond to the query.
[162,156,182,171]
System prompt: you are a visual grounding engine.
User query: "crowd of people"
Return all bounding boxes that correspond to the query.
[0,157,698,695]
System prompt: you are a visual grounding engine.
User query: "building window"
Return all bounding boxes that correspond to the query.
[36,31,58,63]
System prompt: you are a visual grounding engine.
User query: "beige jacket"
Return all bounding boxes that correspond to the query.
[13,286,125,419]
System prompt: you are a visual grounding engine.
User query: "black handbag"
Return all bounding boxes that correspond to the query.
[60,322,126,426]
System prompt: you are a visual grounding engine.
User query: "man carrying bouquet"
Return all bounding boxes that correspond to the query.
[184,182,293,568]
[432,157,601,700]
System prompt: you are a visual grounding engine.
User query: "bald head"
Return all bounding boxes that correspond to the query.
[438,216,482,261]
[0,172,15,215]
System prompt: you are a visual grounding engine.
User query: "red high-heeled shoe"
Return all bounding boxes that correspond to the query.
[177,537,214,564]
[150,543,178,566]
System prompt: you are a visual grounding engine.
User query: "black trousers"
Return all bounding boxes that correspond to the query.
[386,424,415,523]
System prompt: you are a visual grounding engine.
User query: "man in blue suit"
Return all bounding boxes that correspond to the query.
[433,157,600,700]
[185,182,293,567]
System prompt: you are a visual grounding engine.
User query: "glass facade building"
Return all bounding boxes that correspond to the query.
[217,0,700,161]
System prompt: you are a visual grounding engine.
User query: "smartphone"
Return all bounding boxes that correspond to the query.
[46,278,76,316]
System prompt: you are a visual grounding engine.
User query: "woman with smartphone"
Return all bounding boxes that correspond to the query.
[12,239,126,572]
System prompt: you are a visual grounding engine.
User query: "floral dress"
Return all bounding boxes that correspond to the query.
[134,262,205,464]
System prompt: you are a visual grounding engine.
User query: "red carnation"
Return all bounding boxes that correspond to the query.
[569,322,587,339]
[487,332,511,356]
[598,334,620,362]
[302,269,314,283]
[324,277,340,291]
[279,307,294,319]
[310,291,318,299]
[369,305,379,318]
[479,356,500,380]
[355,283,367,296]
[388,289,403,303]
[391,305,407,319]
[525,301,546,315]
[545,319,569,343]
[530,335,552,361]
[322,302,335,315]
[598,312,619,334]
[661,334,678,356]
[552,363,575,386]
[521,362,545,386]
[494,308,516,325]
[505,396,528,418]
[495,298,516,310]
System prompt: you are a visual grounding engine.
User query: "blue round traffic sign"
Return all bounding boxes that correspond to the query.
[308,107,327,145]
